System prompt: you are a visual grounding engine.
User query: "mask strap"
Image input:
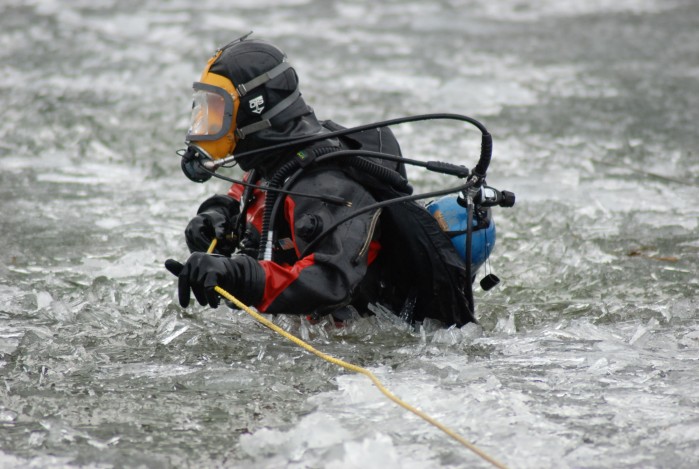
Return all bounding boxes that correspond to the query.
[235,88,301,139]
[236,60,292,96]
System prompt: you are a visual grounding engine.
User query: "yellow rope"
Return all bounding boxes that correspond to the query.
[219,287,509,466]
[207,238,218,254]
[207,238,506,467]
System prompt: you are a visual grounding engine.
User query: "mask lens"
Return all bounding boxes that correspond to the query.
[188,89,226,138]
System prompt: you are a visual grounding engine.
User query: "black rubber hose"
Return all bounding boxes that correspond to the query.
[299,180,476,258]
[266,166,305,255]
[257,158,301,260]
[229,113,491,177]
[345,156,410,192]
[464,196,475,317]
[193,164,349,206]
[472,133,492,180]
[299,148,470,178]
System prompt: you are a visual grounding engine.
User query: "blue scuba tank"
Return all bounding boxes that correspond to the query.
[426,195,496,273]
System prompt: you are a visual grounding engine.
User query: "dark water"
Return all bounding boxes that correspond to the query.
[1,0,698,468]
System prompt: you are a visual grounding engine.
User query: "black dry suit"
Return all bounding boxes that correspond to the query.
[185,37,474,326]
[199,122,475,327]
[330,123,476,326]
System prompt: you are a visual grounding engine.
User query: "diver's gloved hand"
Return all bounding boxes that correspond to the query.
[165,253,265,309]
[185,195,241,256]
[185,209,238,255]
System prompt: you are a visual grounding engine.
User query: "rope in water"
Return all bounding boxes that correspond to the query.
[207,239,508,469]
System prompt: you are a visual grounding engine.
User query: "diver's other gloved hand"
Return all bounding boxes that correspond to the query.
[185,210,238,255]
[185,195,241,256]
[164,253,265,309]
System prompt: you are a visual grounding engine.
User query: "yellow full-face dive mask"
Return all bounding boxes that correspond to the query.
[185,47,297,161]
[185,51,240,160]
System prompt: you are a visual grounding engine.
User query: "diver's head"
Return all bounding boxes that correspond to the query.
[184,34,316,171]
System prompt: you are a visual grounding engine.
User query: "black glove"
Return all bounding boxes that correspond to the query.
[185,195,240,256]
[165,253,265,309]
[185,210,238,255]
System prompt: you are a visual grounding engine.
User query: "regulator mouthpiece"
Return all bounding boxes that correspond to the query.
[181,145,215,183]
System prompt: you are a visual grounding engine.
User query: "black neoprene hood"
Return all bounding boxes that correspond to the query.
[206,38,325,170]
[209,40,306,131]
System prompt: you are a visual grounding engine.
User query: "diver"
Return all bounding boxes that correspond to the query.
[166,34,506,327]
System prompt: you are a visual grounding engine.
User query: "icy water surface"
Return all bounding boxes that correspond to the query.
[1,0,698,468]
